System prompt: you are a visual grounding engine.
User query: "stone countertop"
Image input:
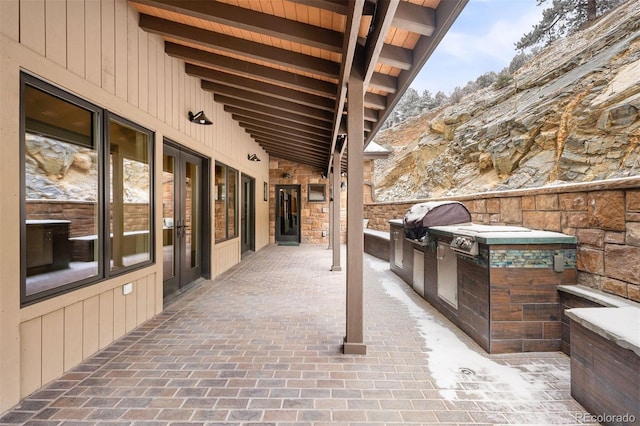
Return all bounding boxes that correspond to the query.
[26,219,72,225]
[558,285,639,308]
[427,224,577,245]
[566,307,640,356]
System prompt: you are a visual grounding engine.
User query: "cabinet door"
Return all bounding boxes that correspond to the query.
[437,241,458,308]
[26,226,53,267]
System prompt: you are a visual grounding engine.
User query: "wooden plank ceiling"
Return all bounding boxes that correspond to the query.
[130,0,467,172]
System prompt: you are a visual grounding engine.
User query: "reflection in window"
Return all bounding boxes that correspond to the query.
[308,184,326,202]
[23,83,99,298]
[227,168,237,239]
[214,162,238,242]
[162,154,175,281]
[21,73,155,305]
[109,118,152,272]
[185,161,200,268]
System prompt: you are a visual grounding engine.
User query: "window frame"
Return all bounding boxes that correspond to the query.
[20,73,155,306]
[214,162,239,243]
[105,112,155,276]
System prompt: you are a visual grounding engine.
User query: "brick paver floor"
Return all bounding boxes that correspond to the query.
[1,244,597,425]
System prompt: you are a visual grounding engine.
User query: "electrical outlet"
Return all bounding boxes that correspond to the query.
[322,230,328,237]
[123,283,133,295]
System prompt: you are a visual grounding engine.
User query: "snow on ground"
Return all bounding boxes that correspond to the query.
[365,255,581,424]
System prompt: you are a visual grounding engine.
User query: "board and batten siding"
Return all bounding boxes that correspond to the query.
[0,0,269,412]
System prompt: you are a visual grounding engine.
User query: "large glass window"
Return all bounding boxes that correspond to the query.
[21,74,154,305]
[214,162,238,242]
[108,117,152,272]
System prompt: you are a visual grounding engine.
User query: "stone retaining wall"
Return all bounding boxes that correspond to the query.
[364,177,640,302]
[26,200,150,237]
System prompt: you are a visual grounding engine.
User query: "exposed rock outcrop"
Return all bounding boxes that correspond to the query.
[374,1,640,201]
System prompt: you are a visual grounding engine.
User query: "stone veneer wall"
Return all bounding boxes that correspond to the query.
[269,157,347,244]
[364,177,640,302]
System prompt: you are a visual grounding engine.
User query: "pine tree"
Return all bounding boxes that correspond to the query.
[516,0,627,50]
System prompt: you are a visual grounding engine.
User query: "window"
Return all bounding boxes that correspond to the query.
[108,116,153,272]
[21,73,154,305]
[308,184,326,202]
[214,162,238,242]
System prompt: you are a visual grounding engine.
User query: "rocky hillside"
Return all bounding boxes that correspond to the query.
[373,0,640,201]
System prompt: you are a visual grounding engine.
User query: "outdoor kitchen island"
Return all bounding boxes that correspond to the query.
[389,220,578,354]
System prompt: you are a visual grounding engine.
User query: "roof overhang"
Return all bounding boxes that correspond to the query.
[130,0,467,172]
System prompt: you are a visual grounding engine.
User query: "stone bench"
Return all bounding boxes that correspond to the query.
[562,289,639,422]
[558,285,637,354]
[364,228,390,261]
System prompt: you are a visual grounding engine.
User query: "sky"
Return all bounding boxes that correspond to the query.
[410,0,544,95]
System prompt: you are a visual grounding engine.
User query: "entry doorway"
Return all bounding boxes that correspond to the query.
[275,185,301,244]
[241,174,255,255]
[162,142,210,299]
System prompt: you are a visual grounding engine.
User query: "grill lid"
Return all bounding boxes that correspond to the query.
[403,201,471,240]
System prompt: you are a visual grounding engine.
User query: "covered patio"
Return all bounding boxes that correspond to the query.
[1,245,594,425]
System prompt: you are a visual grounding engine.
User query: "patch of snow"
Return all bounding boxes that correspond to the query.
[366,257,549,404]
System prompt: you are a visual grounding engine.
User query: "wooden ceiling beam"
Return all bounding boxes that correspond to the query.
[239,123,328,146]
[378,44,412,71]
[286,0,349,15]
[244,126,329,148]
[369,73,397,93]
[356,0,401,87]
[214,96,333,131]
[251,134,328,153]
[363,108,378,122]
[364,92,386,110]
[255,144,328,169]
[204,82,334,122]
[392,2,436,36]
[253,136,328,155]
[165,43,337,99]
[245,134,329,157]
[225,106,332,138]
[139,14,340,78]
[234,116,330,143]
[133,0,343,53]
[327,0,365,175]
[187,64,335,112]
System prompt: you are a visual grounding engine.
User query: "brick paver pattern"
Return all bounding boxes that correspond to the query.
[1,245,596,425]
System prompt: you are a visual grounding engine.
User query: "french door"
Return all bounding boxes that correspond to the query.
[162,143,206,298]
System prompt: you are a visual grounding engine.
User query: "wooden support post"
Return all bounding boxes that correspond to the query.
[344,73,366,355]
[331,149,342,271]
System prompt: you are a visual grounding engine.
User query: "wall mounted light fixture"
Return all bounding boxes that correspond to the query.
[247,153,261,162]
[282,172,292,178]
[188,110,213,125]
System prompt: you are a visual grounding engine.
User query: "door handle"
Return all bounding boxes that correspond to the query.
[176,220,186,238]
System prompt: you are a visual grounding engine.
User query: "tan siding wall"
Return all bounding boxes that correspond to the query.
[17,274,156,399]
[214,239,242,276]
[0,0,270,412]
